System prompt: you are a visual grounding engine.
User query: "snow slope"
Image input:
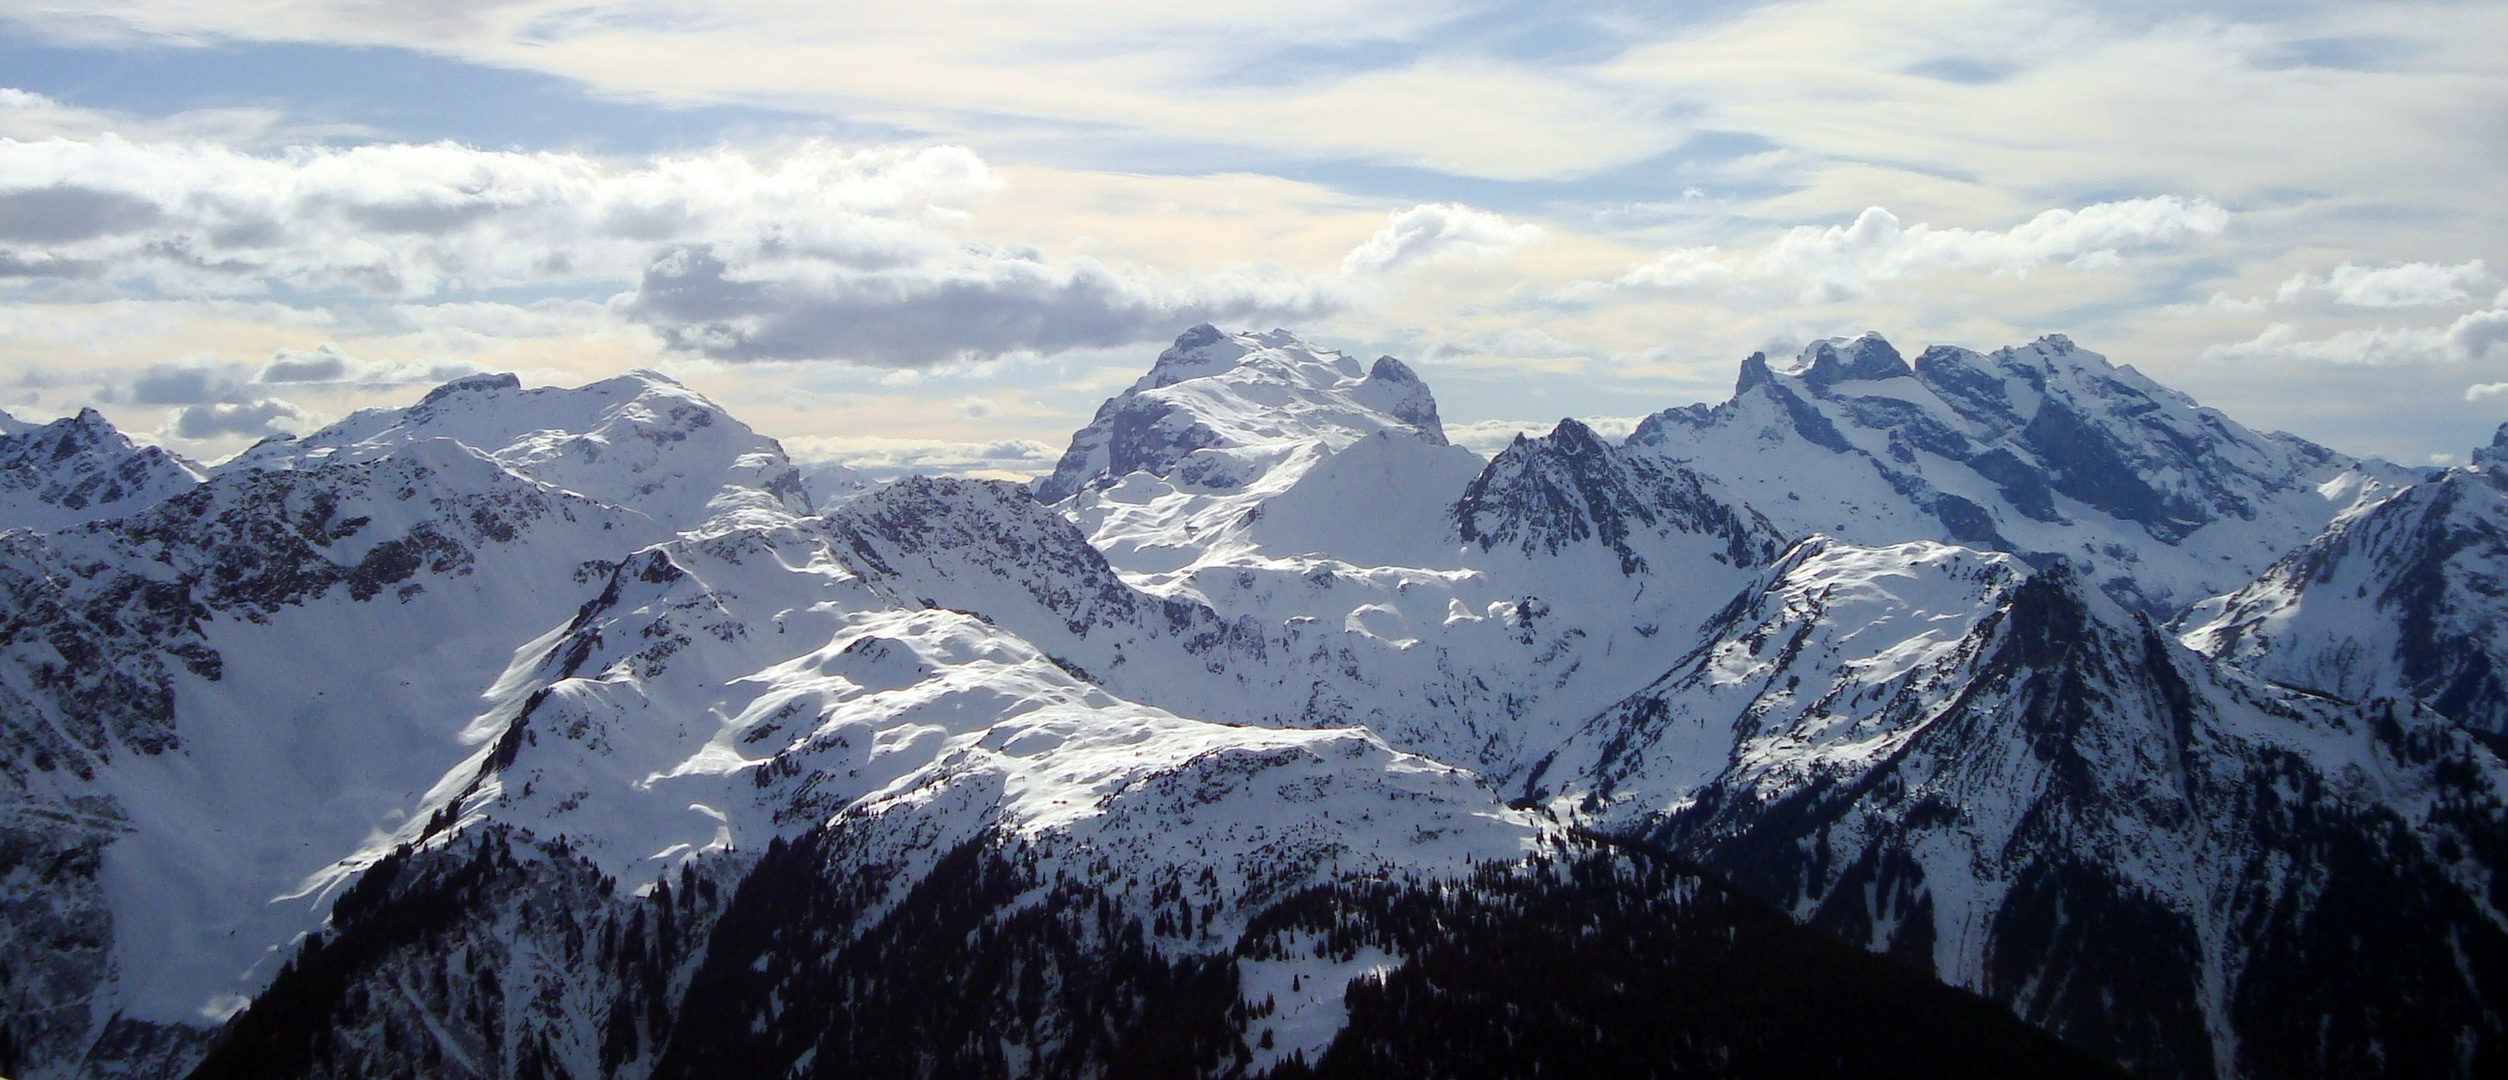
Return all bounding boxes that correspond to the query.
[2182,423,2508,738]
[251,497,1547,1080]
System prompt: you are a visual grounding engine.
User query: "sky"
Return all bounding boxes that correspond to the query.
[0,0,2502,477]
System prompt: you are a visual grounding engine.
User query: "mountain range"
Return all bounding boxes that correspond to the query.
[1,325,2501,1080]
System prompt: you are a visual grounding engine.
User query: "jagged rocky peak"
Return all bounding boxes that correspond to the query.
[2471,420,2508,470]
[1629,331,2412,618]
[1455,416,1783,575]
[1034,324,1449,504]
[222,368,811,530]
[0,404,206,531]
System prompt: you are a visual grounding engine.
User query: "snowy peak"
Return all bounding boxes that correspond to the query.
[1035,325,1448,504]
[1631,332,2408,616]
[1746,331,1914,392]
[1456,417,1783,575]
[0,406,204,531]
[223,369,810,531]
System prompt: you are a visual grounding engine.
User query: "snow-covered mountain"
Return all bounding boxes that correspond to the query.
[1537,538,2508,1078]
[0,436,668,1078]
[1628,333,2415,618]
[1041,325,1471,573]
[0,408,204,531]
[3,327,2504,1080]
[2182,423,2508,741]
[223,370,811,532]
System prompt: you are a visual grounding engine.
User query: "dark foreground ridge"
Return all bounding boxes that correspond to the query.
[192,827,2125,1080]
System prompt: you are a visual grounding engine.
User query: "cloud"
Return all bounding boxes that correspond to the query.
[626,244,1339,367]
[2204,305,2508,366]
[0,135,1340,367]
[1604,197,2227,303]
[2463,383,2508,403]
[2278,260,2490,308]
[1342,203,1541,275]
[0,137,1001,297]
[127,359,251,405]
[1613,247,1735,291]
[167,398,302,439]
[252,342,487,388]
[0,184,163,243]
[259,343,351,383]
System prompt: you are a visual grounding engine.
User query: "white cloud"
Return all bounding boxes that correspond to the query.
[2278,260,2491,308]
[2463,383,2508,403]
[2204,305,2508,366]
[1604,197,2226,303]
[1614,247,1736,291]
[2164,292,2270,316]
[0,137,997,295]
[1342,203,1542,275]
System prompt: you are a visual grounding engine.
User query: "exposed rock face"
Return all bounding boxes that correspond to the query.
[1455,417,1783,575]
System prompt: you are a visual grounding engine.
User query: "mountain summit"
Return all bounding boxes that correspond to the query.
[1034,324,1448,505]
[1632,333,2414,615]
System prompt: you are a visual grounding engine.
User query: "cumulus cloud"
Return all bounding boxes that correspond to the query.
[1343,203,1541,275]
[128,359,248,405]
[2278,260,2490,308]
[167,398,302,439]
[628,244,1338,367]
[1606,197,2227,303]
[253,342,486,388]
[0,137,997,296]
[2204,304,2508,366]
[259,343,352,383]
[0,136,1340,367]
